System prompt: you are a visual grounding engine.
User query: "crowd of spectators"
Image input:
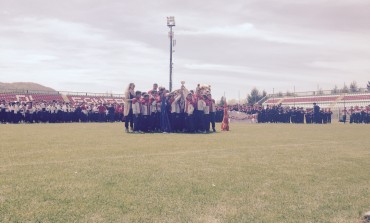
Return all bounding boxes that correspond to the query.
[256,104,334,124]
[342,106,370,124]
[0,100,123,124]
[223,103,370,124]
[219,103,334,124]
[1,98,369,125]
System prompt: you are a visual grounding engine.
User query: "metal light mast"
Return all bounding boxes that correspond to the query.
[167,16,175,92]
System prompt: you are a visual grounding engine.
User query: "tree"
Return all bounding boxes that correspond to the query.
[332,85,339,94]
[277,92,283,97]
[341,84,349,93]
[317,88,324,95]
[367,81,370,91]
[247,87,264,105]
[218,96,226,106]
[262,90,267,97]
[349,81,358,92]
[286,91,294,96]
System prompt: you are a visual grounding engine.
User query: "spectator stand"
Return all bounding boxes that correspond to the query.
[262,88,370,120]
[0,89,125,105]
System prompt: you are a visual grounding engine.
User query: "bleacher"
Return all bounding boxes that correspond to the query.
[343,94,370,101]
[263,88,370,109]
[0,89,124,104]
[66,95,124,104]
[282,96,338,103]
[265,98,283,104]
[0,93,64,103]
[336,93,370,108]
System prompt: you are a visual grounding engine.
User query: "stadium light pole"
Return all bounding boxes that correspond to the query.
[167,16,175,92]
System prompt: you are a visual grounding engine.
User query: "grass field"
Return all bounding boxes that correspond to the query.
[1,123,370,223]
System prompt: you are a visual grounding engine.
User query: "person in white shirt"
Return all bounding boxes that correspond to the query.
[203,95,211,133]
[0,100,6,123]
[56,103,62,122]
[13,102,20,123]
[39,101,46,122]
[184,93,195,133]
[207,93,217,132]
[196,94,206,133]
[86,104,92,122]
[141,94,151,132]
[19,103,26,123]
[25,102,35,123]
[34,103,41,123]
[150,91,160,132]
[92,104,99,122]
[131,91,142,133]
[170,94,182,132]
[61,102,68,123]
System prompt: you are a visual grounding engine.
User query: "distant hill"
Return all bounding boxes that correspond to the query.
[0,82,56,92]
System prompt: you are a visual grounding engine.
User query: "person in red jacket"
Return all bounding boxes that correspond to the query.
[98,103,107,122]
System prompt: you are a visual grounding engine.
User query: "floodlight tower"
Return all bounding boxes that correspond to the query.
[167,16,175,92]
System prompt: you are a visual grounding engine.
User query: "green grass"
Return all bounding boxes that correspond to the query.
[1,123,370,222]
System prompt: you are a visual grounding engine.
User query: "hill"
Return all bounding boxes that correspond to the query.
[0,82,56,92]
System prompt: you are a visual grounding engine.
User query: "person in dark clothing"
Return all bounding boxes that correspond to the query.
[313,103,320,124]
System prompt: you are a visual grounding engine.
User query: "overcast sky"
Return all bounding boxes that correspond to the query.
[1,0,369,99]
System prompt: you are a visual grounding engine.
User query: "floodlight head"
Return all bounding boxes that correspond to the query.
[167,16,175,27]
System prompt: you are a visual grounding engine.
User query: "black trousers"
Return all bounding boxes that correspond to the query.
[0,110,5,123]
[141,115,151,132]
[125,109,133,129]
[171,113,177,132]
[185,114,195,133]
[195,110,204,131]
[204,114,210,132]
[210,112,216,130]
[133,115,141,131]
[151,113,160,131]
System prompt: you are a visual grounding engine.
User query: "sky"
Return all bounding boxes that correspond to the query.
[1,0,369,99]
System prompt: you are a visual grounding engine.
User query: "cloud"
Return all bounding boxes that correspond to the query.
[184,63,254,74]
[310,60,370,73]
[178,23,319,45]
[0,16,170,93]
[1,0,370,99]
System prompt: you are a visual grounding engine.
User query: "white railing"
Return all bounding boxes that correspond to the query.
[0,89,124,98]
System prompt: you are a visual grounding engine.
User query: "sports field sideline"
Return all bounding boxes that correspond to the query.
[1,123,369,222]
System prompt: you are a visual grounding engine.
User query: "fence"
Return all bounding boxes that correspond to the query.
[0,89,124,98]
[267,88,369,98]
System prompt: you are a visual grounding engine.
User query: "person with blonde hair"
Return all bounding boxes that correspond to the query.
[124,83,135,133]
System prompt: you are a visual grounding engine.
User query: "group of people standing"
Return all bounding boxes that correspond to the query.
[123,83,218,134]
[241,103,332,124]
[342,106,370,124]
[0,100,123,124]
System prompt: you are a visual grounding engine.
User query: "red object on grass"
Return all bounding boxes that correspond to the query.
[221,104,229,131]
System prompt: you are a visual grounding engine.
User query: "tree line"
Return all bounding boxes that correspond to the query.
[218,80,370,106]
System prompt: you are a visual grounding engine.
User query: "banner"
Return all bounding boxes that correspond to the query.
[67,96,124,104]
[229,111,258,123]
